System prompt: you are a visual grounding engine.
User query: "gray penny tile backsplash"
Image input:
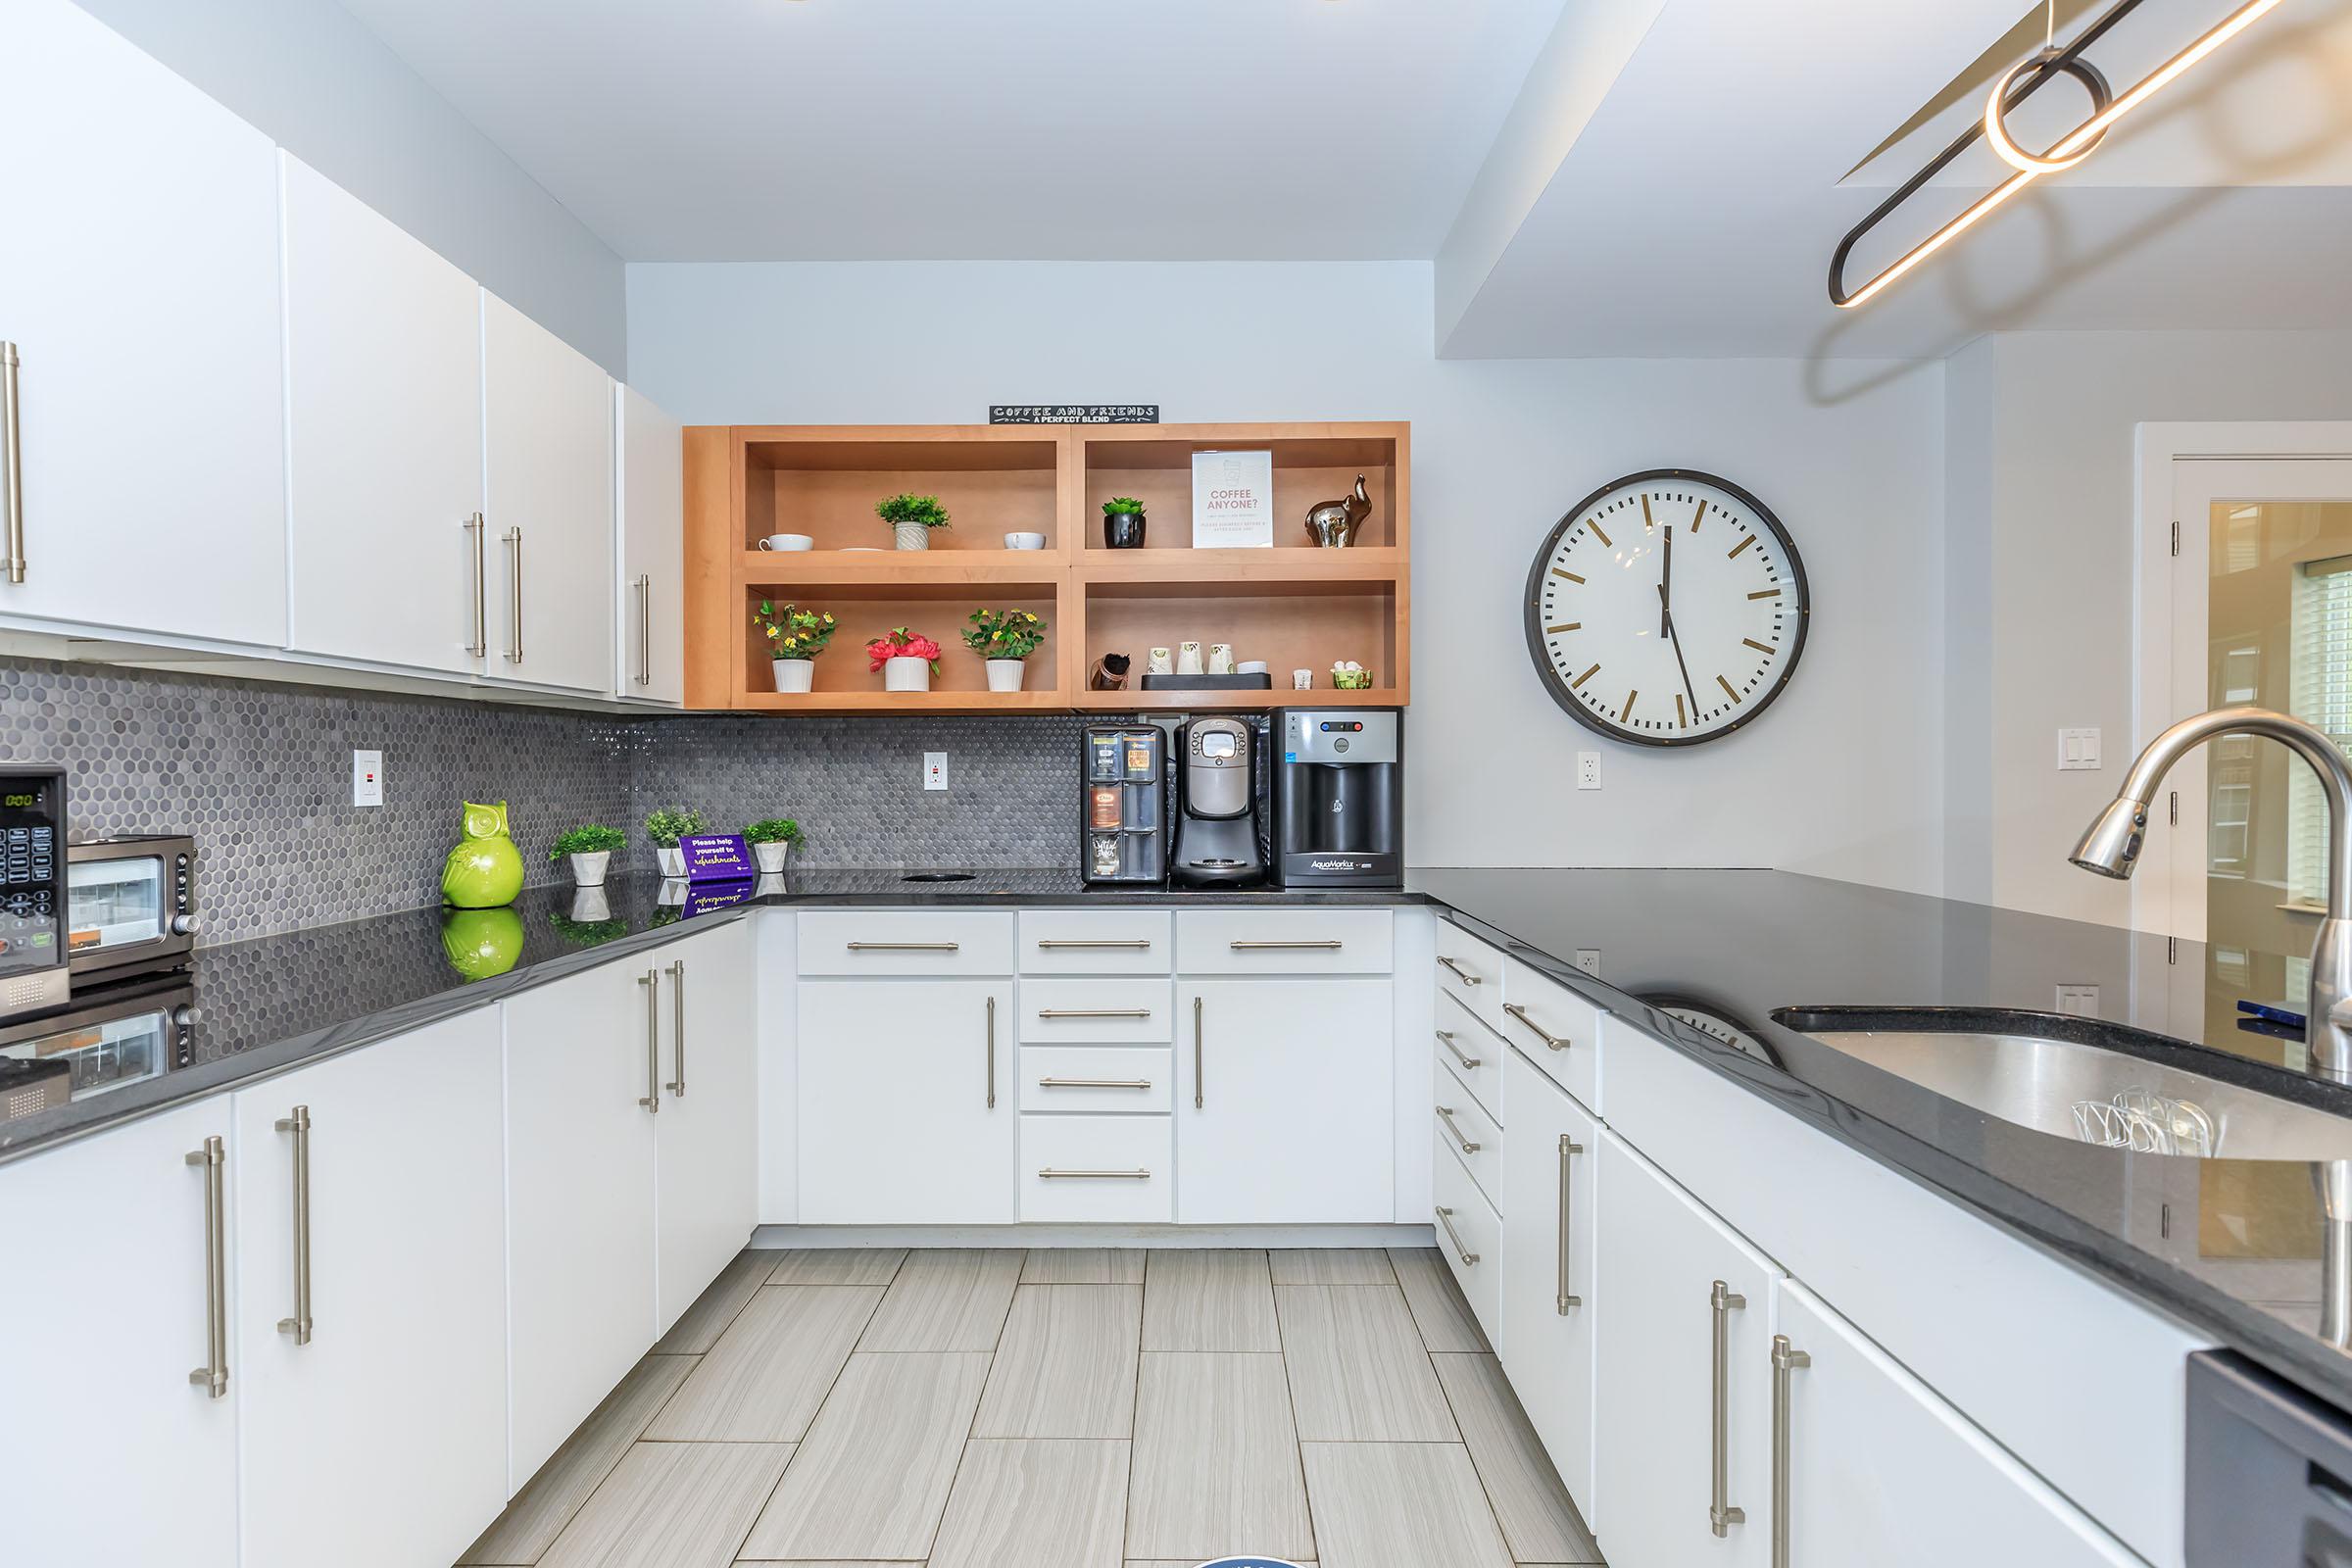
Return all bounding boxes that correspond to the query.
[0,660,1078,945]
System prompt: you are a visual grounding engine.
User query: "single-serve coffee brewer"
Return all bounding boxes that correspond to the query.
[1171,715,1267,888]
[1272,709,1402,889]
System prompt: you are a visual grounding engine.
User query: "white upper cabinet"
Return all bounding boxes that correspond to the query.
[281,153,486,675]
[616,384,685,704]
[484,292,614,694]
[0,0,285,647]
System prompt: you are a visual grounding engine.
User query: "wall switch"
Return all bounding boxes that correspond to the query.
[2057,728,2102,771]
[2056,983,2100,1016]
[1576,751,1602,790]
[352,749,383,808]
[1575,949,1602,977]
[923,752,949,792]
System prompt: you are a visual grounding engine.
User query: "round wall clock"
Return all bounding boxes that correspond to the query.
[1523,469,1810,747]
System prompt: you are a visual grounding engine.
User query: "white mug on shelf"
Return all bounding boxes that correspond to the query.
[1004,531,1046,551]
[1148,647,1174,675]
[1238,660,1268,675]
[1292,668,1314,690]
[757,533,814,552]
[1177,642,1204,675]
[1206,644,1235,675]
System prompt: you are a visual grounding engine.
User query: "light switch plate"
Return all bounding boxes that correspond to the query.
[352,749,383,808]
[2057,728,2102,771]
[1576,752,1601,790]
[923,752,949,792]
[2055,983,2100,1016]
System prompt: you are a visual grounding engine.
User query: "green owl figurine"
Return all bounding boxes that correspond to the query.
[442,906,524,980]
[441,801,525,908]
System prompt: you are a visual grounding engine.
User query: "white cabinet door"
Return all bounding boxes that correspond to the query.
[654,921,760,1334]
[797,979,1015,1224]
[0,1102,238,1568]
[1595,1130,1778,1568]
[1177,979,1394,1223]
[505,955,660,1483]
[616,384,684,704]
[1498,1051,1600,1524]
[282,153,485,674]
[483,291,613,694]
[234,1009,507,1568]
[0,0,285,647]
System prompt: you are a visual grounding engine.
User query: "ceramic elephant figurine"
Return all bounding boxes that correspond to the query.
[1303,474,1373,547]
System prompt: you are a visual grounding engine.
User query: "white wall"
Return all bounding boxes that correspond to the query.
[73,0,626,374]
[1945,330,2352,926]
[629,261,1948,892]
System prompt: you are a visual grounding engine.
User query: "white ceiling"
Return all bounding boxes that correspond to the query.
[333,0,1570,262]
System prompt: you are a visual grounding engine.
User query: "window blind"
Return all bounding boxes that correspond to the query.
[2288,553,2352,907]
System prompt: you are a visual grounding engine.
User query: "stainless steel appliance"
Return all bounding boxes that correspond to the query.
[1171,715,1266,888]
[0,977,196,1120]
[2185,1348,2352,1564]
[0,766,70,1021]
[1080,724,1166,885]
[67,835,198,982]
[1273,709,1402,889]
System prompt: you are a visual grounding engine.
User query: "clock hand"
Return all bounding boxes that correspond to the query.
[1659,584,1701,721]
[1660,520,1673,638]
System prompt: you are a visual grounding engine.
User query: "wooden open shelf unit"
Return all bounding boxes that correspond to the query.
[683,421,1410,713]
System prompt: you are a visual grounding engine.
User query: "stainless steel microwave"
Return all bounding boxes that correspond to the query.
[67,836,198,983]
[0,977,196,1121]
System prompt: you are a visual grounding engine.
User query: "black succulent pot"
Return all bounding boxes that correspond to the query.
[1104,512,1148,549]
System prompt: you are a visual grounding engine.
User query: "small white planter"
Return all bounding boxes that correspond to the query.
[656,845,687,877]
[985,658,1027,693]
[753,839,792,874]
[884,656,931,693]
[566,850,611,888]
[893,522,932,552]
[772,658,815,693]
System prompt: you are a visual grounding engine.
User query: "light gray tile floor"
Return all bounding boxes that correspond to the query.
[462,1246,1604,1568]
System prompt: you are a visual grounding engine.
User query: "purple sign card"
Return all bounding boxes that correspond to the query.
[681,877,759,918]
[677,833,755,881]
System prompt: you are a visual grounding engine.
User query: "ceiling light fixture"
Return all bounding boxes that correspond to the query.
[1828,0,2284,310]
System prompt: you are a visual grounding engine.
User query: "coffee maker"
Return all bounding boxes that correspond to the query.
[1272,709,1402,889]
[1171,715,1267,888]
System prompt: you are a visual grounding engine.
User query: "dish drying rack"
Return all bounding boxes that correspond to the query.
[2072,1088,2217,1157]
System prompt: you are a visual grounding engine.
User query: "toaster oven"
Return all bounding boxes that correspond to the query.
[0,977,197,1120]
[67,836,198,983]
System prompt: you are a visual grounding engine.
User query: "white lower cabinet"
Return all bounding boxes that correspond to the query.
[1770,1279,2142,1568]
[798,978,1016,1223]
[1177,978,1395,1223]
[1019,1113,1173,1221]
[233,1007,508,1568]
[0,1101,239,1568]
[654,921,760,1334]
[1497,1051,1599,1525]
[1595,1129,1781,1568]
[1433,1141,1502,1336]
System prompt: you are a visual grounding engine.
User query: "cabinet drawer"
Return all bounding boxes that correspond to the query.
[1018,978,1173,1044]
[1435,920,1504,1033]
[1435,1062,1502,1210]
[1019,1114,1172,1221]
[1499,956,1602,1114]
[796,911,1013,976]
[1433,1144,1501,1341]
[1019,909,1172,974]
[1434,993,1504,1124]
[1020,1047,1174,1112]
[1176,908,1394,974]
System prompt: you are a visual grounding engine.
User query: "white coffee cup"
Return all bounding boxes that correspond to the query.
[1238,660,1268,675]
[1292,668,1314,690]
[1148,647,1174,675]
[1004,531,1046,551]
[757,533,814,552]
[1177,642,1204,675]
[1207,644,1235,675]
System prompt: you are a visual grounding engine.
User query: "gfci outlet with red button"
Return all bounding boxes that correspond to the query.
[353,750,383,808]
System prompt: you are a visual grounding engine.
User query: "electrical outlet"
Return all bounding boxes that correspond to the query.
[1575,949,1602,977]
[352,749,383,808]
[2055,983,2100,1016]
[1576,751,1602,790]
[923,752,949,792]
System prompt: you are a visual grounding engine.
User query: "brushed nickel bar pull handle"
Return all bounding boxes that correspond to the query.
[1436,1028,1481,1070]
[665,959,687,1097]
[1037,1007,1152,1020]
[1771,1334,1811,1568]
[185,1136,228,1396]
[2,341,24,584]
[464,514,487,656]
[503,526,524,662]
[1437,955,1482,985]
[1037,1167,1152,1180]
[636,572,653,687]
[638,970,661,1113]
[1229,939,1343,951]
[1504,1002,1570,1052]
[1193,995,1204,1109]
[1436,1105,1481,1154]
[1038,1076,1153,1090]
[1710,1279,1747,1536]
[985,995,997,1108]
[1435,1204,1479,1266]
[274,1106,315,1345]
[1556,1136,1584,1312]
[846,941,961,952]
[1035,939,1152,950]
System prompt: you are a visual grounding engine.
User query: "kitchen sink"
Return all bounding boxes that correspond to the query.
[1770,1008,2352,1161]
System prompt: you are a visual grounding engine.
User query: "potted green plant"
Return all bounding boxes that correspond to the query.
[962,608,1048,693]
[644,808,707,877]
[1102,496,1148,549]
[756,600,838,693]
[876,492,951,552]
[865,626,943,693]
[548,823,626,889]
[745,816,803,875]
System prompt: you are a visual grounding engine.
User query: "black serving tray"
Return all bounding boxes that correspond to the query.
[1140,672,1273,691]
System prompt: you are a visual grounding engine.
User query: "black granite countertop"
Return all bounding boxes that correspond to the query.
[1412,868,2352,1414]
[0,869,1428,1164]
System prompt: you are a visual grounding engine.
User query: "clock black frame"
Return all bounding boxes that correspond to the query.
[1523,467,1811,749]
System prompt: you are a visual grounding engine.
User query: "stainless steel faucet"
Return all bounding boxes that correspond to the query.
[2070,704,2352,1081]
